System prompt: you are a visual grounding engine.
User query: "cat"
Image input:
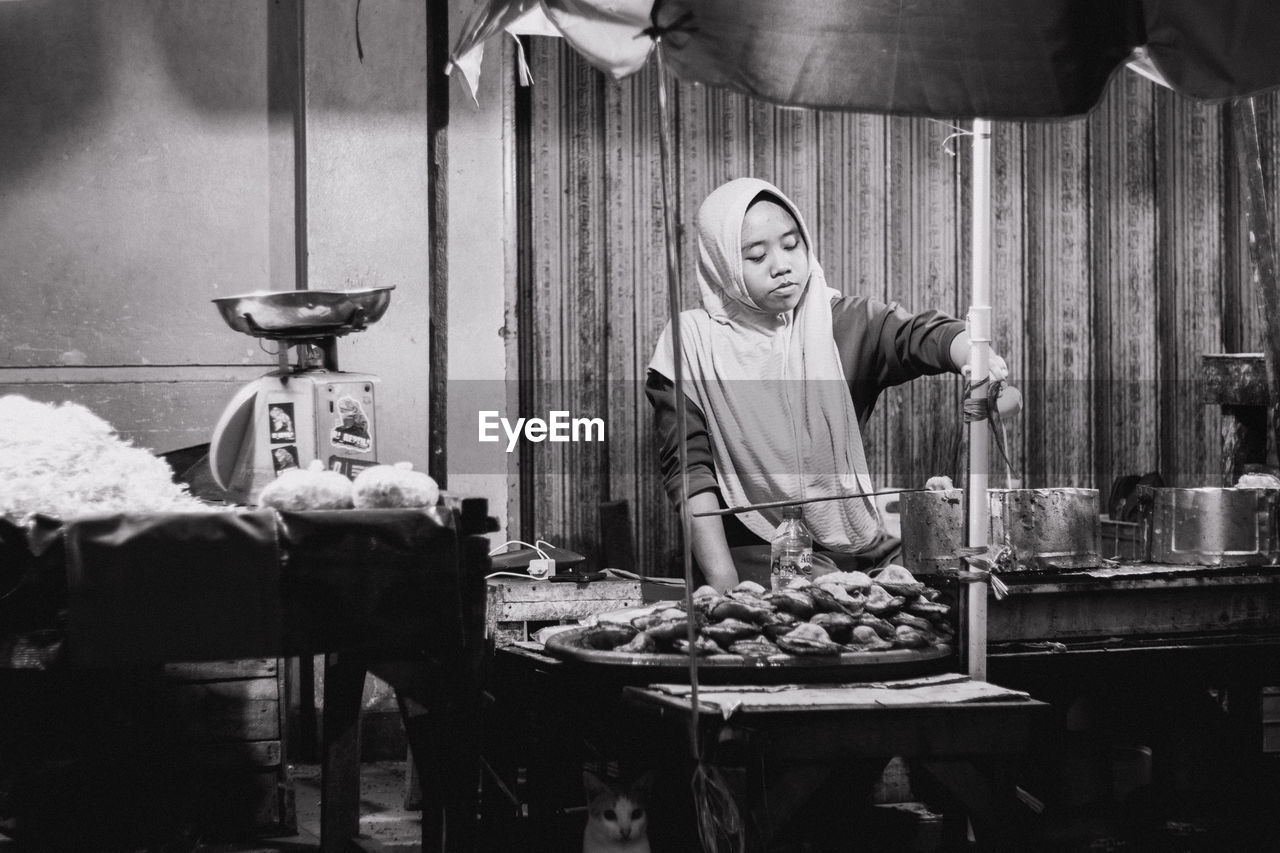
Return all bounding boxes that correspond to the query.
[582,769,653,853]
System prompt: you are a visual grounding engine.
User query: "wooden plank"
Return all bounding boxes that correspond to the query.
[1230,91,1280,351]
[886,117,961,488]
[1089,72,1158,497]
[189,740,283,768]
[1158,92,1224,487]
[488,578,642,602]
[1231,97,1280,474]
[320,655,365,853]
[603,60,640,574]
[527,38,564,548]
[165,658,278,681]
[987,581,1280,642]
[169,677,282,742]
[499,598,641,622]
[1025,116,1092,488]
[989,121,1026,487]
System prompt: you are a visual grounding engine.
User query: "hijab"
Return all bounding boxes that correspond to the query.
[649,177,882,551]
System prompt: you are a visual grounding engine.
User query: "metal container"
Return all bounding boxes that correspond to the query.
[1140,486,1280,566]
[900,489,965,574]
[212,286,394,339]
[988,488,1100,572]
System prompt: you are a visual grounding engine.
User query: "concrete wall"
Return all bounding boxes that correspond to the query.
[302,1,432,471]
[0,0,282,452]
[0,0,513,527]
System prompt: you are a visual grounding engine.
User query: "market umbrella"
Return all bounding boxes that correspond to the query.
[448,3,1280,845]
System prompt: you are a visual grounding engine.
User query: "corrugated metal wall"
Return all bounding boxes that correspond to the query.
[519,41,1280,575]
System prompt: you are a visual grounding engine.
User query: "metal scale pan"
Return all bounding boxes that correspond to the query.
[212,287,394,341]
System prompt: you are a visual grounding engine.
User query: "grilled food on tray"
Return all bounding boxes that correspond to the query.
[580,566,953,659]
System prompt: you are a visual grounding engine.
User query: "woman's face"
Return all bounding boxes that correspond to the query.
[740,199,810,313]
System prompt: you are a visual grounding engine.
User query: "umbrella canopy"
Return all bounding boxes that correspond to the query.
[451,0,1280,118]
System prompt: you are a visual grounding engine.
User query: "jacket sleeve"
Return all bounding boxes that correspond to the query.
[644,369,720,506]
[832,296,966,425]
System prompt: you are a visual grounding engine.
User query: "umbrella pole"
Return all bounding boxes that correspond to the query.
[967,118,993,680]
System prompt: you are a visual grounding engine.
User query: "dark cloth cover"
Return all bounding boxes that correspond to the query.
[276,508,464,658]
[0,507,481,668]
[63,510,282,666]
[655,0,1280,119]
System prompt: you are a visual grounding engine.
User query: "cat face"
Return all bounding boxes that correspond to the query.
[583,770,653,844]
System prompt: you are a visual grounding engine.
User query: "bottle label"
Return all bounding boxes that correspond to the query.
[770,548,814,590]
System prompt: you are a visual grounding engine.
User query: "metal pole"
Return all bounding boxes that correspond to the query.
[967,118,993,680]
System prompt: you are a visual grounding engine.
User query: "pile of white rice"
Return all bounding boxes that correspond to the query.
[0,394,213,523]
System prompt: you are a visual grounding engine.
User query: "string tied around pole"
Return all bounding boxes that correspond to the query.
[962,375,1020,486]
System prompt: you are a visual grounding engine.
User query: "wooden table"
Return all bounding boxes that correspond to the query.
[486,645,1047,852]
[0,505,493,853]
[624,675,1048,852]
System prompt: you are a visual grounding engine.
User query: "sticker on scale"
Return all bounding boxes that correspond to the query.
[267,402,296,444]
[330,395,373,453]
[271,445,300,474]
[328,456,378,479]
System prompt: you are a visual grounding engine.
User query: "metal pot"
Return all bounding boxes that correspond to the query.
[899,489,966,574]
[988,488,1100,572]
[1138,486,1280,567]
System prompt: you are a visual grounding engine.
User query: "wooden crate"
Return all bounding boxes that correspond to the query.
[486,577,643,646]
[163,658,296,838]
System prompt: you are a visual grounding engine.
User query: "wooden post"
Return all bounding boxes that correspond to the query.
[1230,98,1280,461]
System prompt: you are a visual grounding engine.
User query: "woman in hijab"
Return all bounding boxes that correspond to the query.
[647,177,1007,591]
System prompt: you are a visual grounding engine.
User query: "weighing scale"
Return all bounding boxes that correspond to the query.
[208,287,393,506]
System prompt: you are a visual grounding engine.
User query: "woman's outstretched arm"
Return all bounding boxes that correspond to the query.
[686,491,739,592]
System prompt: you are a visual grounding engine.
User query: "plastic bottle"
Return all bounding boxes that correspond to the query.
[770,505,814,590]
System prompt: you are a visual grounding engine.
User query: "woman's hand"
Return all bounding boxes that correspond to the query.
[950,331,1009,382]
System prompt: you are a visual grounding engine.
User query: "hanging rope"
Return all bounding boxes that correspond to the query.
[962,376,1020,486]
[354,0,364,62]
[652,26,744,853]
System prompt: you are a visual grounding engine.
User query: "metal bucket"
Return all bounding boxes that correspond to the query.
[988,488,1100,572]
[899,489,965,574]
[1140,486,1280,566]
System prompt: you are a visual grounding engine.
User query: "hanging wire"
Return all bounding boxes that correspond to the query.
[652,32,699,755]
[653,26,745,853]
[929,118,993,157]
[257,337,284,357]
[354,0,365,62]
[691,762,746,853]
[928,119,973,157]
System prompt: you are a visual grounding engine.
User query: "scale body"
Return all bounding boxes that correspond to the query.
[208,287,394,506]
[211,366,380,506]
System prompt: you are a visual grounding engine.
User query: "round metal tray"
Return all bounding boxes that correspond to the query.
[212,287,394,340]
[543,627,953,685]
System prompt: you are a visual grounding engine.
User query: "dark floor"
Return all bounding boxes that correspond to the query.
[0,761,424,853]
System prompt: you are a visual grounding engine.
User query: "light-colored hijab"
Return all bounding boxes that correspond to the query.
[649,177,883,551]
